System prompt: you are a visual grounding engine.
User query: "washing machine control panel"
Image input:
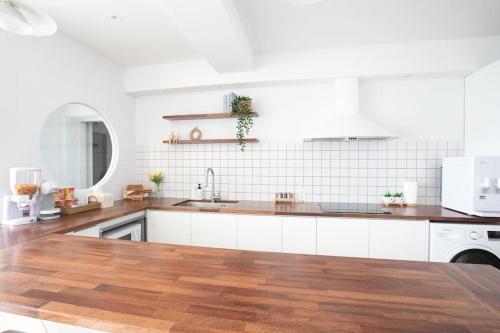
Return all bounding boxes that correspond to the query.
[469,231,481,240]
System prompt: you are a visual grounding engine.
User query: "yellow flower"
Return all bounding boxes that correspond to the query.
[148,170,165,185]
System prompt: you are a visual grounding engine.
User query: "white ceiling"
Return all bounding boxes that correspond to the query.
[25,0,500,67]
[25,0,200,66]
[236,0,500,54]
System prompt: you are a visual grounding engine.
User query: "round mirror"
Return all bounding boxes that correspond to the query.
[40,103,115,189]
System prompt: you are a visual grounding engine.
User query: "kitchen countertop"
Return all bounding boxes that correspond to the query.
[0,234,499,333]
[2,198,500,249]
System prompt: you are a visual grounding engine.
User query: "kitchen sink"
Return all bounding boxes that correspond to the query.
[174,200,239,209]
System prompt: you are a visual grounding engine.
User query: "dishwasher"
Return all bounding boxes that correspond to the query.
[99,211,146,242]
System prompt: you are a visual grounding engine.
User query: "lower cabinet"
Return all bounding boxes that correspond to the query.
[317,218,370,258]
[191,212,237,249]
[369,219,429,261]
[144,211,429,261]
[147,210,191,246]
[282,217,316,254]
[237,215,282,252]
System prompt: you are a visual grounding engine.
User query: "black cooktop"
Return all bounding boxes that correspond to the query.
[320,202,392,214]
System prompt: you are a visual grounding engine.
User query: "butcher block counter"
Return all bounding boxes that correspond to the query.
[1,198,500,249]
[0,234,499,333]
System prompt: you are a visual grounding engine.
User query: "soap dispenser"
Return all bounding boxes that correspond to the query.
[193,183,203,200]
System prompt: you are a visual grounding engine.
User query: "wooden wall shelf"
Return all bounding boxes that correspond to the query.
[163,112,259,121]
[162,138,259,144]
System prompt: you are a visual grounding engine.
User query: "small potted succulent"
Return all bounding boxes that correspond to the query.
[383,192,406,206]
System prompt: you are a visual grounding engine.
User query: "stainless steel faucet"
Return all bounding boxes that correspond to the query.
[205,168,220,203]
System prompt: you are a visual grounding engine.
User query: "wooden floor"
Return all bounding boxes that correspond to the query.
[0,234,499,333]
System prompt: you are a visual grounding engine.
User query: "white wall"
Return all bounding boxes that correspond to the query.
[135,76,465,144]
[126,36,500,94]
[0,32,135,210]
[360,76,465,141]
[465,59,500,156]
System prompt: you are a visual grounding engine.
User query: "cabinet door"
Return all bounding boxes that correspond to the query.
[369,219,429,261]
[317,218,369,258]
[147,211,191,245]
[282,217,316,254]
[70,225,100,238]
[191,213,237,249]
[237,215,282,252]
[0,311,46,333]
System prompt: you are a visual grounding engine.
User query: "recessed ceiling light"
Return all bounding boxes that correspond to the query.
[109,15,123,22]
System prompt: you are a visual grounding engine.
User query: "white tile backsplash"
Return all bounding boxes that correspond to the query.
[136,140,464,205]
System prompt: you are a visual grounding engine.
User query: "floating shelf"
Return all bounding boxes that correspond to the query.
[162,138,259,144]
[163,112,259,121]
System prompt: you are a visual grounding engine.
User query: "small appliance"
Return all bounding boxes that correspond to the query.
[442,156,500,217]
[38,180,61,221]
[2,167,41,225]
[430,222,500,268]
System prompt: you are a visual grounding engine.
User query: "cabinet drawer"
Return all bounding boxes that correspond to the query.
[147,211,191,245]
[317,218,369,258]
[237,215,282,252]
[369,219,429,261]
[282,217,316,254]
[192,213,237,249]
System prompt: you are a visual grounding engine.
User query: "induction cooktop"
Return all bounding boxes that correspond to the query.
[320,202,392,214]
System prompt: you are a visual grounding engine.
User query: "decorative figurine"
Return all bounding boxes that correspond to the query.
[168,131,180,144]
[189,127,202,141]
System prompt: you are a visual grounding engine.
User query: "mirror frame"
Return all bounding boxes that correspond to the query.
[40,102,119,191]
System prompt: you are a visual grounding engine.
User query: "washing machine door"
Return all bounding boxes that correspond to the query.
[451,249,500,268]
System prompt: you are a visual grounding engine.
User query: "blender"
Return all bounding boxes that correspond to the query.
[2,167,42,225]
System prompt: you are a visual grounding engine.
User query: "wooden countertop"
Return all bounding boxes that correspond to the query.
[2,198,499,249]
[0,234,499,333]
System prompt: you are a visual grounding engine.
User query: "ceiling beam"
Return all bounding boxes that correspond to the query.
[162,0,253,73]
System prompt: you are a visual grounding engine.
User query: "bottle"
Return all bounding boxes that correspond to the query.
[193,183,203,200]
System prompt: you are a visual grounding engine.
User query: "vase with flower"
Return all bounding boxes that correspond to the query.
[148,171,165,199]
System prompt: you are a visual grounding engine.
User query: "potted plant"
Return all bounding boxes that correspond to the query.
[231,96,253,151]
[383,192,406,206]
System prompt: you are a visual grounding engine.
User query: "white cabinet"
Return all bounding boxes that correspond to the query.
[237,215,282,252]
[317,218,369,258]
[191,212,237,249]
[135,210,430,262]
[369,219,429,261]
[282,217,316,254]
[0,311,46,333]
[147,210,191,245]
[68,225,100,238]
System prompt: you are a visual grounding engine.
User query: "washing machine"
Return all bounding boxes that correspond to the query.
[430,222,500,268]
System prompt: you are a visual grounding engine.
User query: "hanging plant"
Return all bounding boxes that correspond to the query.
[231,96,253,151]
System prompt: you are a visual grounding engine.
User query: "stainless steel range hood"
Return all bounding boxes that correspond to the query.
[304,78,397,142]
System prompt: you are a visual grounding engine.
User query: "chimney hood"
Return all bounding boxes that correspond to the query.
[304,77,397,142]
